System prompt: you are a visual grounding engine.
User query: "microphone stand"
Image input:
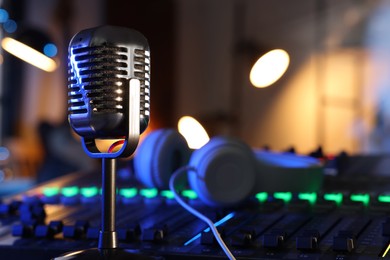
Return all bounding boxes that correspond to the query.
[54,156,161,260]
[99,158,118,249]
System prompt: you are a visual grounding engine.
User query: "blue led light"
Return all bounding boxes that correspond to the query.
[43,43,57,57]
[184,212,235,246]
[0,9,9,23]
[3,19,17,33]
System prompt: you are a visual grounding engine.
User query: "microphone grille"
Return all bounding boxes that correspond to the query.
[134,48,151,132]
[68,43,150,135]
[68,45,128,115]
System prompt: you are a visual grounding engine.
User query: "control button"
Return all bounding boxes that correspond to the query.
[142,227,166,242]
[229,228,255,247]
[12,223,35,238]
[0,203,11,216]
[49,220,64,234]
[19,202,46,225]
[296,236,318,250]
[263,229,286,248]
[63,220,89,239]
[296,230,320,250]
[117,224,141,242]
[35,224,55,238]
[36,220,64,237]
[333,232,355,252]
[0,200,20,216]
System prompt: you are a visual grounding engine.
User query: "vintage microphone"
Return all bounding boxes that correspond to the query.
[54,25,160,259]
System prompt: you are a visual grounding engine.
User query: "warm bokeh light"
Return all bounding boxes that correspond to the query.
[1,37,57,72]
[178,116,210,149]
[249,49,290,88]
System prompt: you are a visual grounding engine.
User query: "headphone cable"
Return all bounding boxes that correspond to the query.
[169,166,236,260]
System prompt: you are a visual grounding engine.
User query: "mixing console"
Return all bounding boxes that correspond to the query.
[1,162,390,259]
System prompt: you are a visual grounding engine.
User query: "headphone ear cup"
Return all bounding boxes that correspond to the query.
[188,137,257,207]
[134,129,191,189]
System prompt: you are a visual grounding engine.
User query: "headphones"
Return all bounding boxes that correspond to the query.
[134,129,323,207]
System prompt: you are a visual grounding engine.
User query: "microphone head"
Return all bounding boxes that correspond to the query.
[68,25,150,139]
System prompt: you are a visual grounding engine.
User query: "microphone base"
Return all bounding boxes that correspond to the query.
[53,248,163,260]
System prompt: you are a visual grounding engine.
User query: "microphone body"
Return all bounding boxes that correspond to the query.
[68,25,150,157]
[56,26,161,258]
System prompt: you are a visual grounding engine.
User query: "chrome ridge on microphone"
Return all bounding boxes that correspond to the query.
[68,25,150,158]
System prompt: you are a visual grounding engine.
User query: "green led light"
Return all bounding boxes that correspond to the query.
[298,192,317,205]
[80,187,99,198]
[378,194,390,203]
[350,193,370,206]
[119,188,138,198]
[43,187,60,197]
[324,193,343,205]
[255,192,268,203]
[182,190,198,200]
[160,190,175,200]
[273,192,292,203]
[61,186,79,197]
[140,188,158,198]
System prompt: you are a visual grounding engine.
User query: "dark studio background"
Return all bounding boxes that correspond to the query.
[0,0,390,191]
